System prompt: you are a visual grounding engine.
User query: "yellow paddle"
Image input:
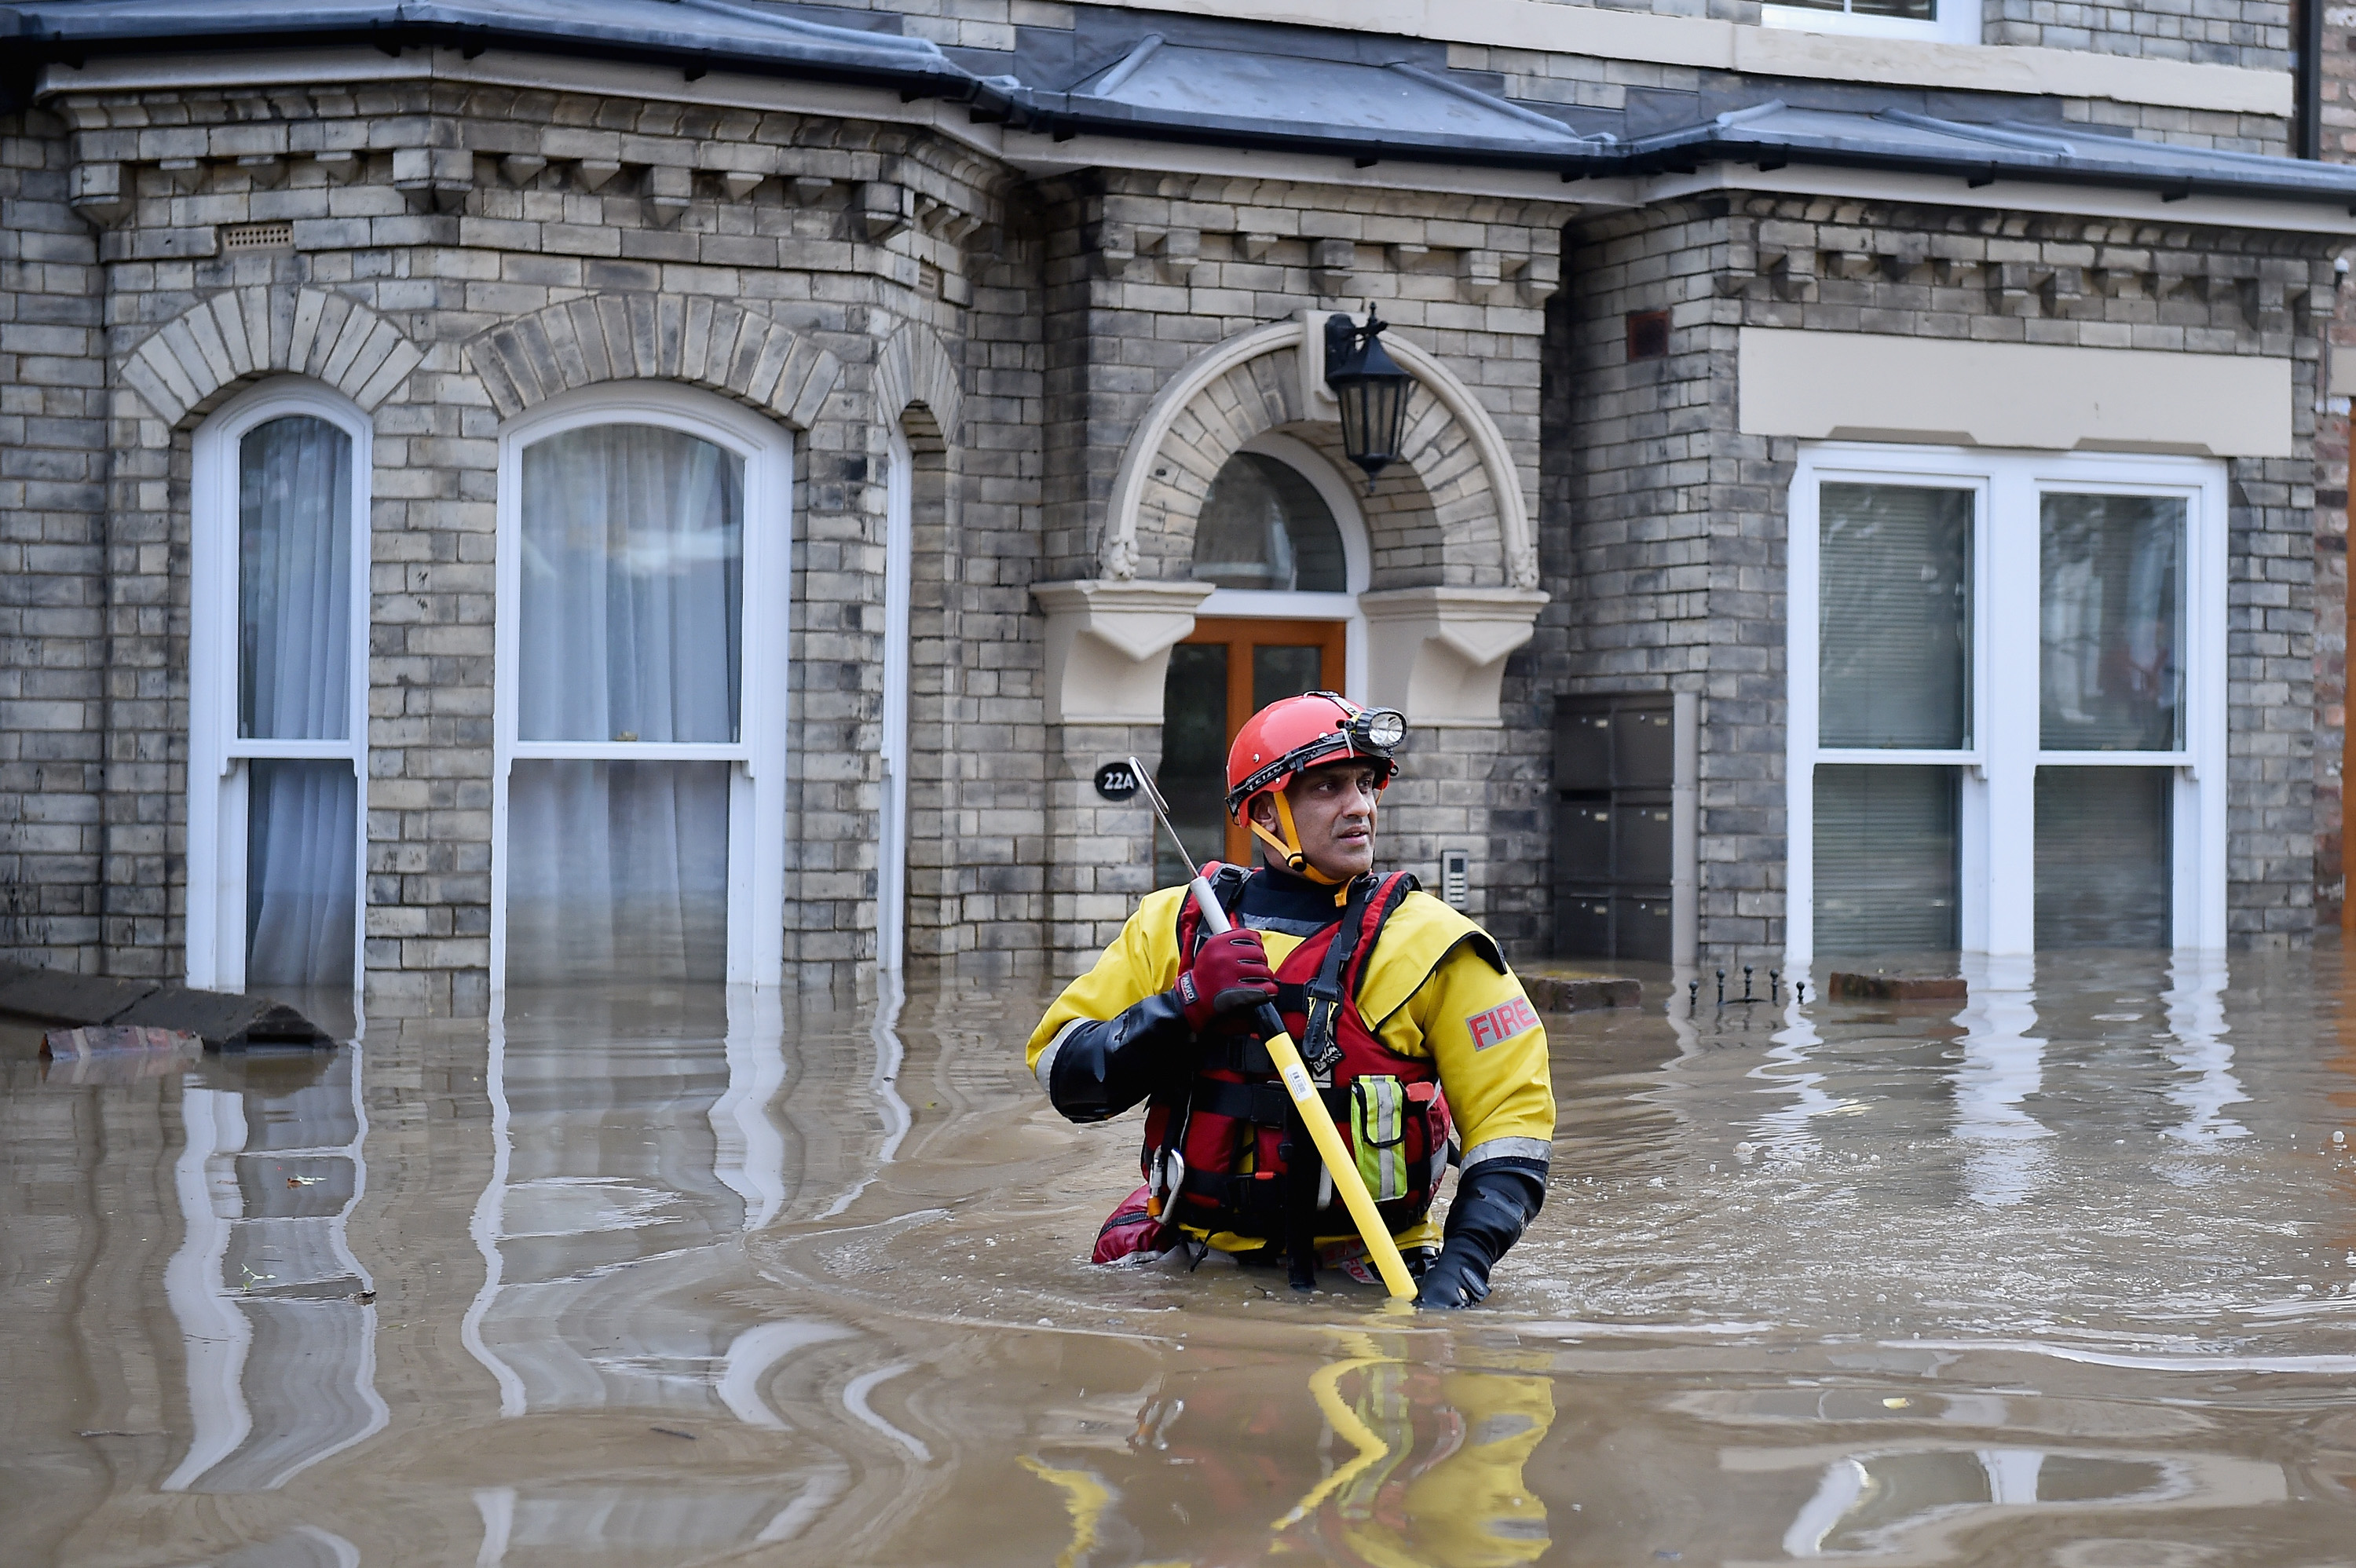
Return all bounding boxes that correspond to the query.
[1129,758,1417,1300]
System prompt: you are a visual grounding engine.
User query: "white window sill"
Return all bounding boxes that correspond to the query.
[1759,4,1980,46]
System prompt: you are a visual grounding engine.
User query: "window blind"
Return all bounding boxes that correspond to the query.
[1820,484,1972,749]
[2034,767,2170,948]
[1814,764,1959,955]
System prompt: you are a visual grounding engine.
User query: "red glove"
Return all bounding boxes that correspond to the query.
[1175,928,1278,1030]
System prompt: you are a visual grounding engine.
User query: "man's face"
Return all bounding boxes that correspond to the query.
[1252,760,1381,879]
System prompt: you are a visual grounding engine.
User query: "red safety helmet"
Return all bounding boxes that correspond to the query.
[1225,692,1406,814]
[1225,693,1407,879]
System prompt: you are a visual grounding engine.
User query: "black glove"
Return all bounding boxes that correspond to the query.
[1414,1165,1544,1310]
[1041,990,1194,1124]
[1414,1238,1494,1309]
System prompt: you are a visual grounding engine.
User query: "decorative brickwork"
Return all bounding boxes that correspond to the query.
[1985,0,2293,72]
[463,294,842,426]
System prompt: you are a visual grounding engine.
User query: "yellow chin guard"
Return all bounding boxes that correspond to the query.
[1245,791,1348,888]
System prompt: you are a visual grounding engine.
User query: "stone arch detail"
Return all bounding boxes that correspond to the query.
[1101,319,1536,590]
[873,320,963,440]
[464,294,842,428]
[120,286,426,431]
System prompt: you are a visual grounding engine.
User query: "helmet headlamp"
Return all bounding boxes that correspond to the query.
[1350,707,1407,752]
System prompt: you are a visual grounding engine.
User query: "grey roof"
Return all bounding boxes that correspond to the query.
[0,0,969,89]
[1620,101,2356,207]
[992,34,1604,165]
[9,0,2356,210]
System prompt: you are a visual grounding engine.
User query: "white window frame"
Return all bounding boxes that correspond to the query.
[878,422,913,976]
[187,378,371,993]
[1761,0,1979,46]
[1190,431,1373,700]
[1786,443,2227,968]
[489,382,792,992]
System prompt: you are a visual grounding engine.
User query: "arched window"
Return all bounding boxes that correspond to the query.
[1158,437,1369,878]
[1191,451,1348,593]
[188,380,371,993]
[492,385,790,992]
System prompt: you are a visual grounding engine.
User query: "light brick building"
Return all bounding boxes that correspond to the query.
[2,0,2351,1015]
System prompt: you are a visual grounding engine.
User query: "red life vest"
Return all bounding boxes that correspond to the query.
[1141,863,1451,1248]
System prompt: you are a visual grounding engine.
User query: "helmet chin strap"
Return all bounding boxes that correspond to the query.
[1247,791,1348,889]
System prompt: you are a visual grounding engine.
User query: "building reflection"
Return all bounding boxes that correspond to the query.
[2159,950,2245,1147]
[163,1045,386,1493]
[1748,1442,2283,1560]
[457,986,894,1563]
[1948,955,2051,1208]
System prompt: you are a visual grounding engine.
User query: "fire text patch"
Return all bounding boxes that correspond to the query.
[1465,996,1540,1051]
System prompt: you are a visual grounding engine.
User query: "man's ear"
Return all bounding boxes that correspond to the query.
[1247,792,1278,829]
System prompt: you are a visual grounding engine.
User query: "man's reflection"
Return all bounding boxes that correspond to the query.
[1027,1339,1554,1566]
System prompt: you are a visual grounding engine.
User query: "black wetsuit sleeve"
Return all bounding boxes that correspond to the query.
[1039,992,1194,1124]
[1416,1164,1546,1309]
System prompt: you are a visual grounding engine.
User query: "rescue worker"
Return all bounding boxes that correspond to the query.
[1025,693,1554,1308]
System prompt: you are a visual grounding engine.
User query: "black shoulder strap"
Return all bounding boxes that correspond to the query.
[1176,861,1254,964]
[1297,873,1381,1077]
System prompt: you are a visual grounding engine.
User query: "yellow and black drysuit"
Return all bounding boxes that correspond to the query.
[1026,861,1554,1304]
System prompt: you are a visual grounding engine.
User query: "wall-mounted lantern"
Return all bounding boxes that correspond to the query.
[1323,305,1416,488]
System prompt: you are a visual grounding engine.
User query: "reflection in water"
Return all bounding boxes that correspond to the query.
[465,989,810,1418]
[163,1047,386,1493]
[1751,1005,1840,1162]
[1950,955,2051,1208]
[15,955,2356,1565]
[1023,1336,1555,1567]
[2160,951,2247,1146]
[817,973,912,1219]
[459,987,876,1565]
[1772,1442,2281,1559]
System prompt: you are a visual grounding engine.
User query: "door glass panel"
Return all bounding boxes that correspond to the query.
[1156,644,1229,885]
[1819,484,1972,749]
[518,425,744,744]
[1813,764,1959,954]
[2035,766,2170,948]
[246,758,357,989]
[2040,493,2184,751]
[1192,452,1346,592]
[239,415,352,740]
[1252,645,1323,713]
[506,760,730,985]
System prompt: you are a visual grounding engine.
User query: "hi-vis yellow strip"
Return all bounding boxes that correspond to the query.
[1187,875,1416,1301]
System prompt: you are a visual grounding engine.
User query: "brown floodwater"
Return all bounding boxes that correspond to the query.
[6,945,2356,1567]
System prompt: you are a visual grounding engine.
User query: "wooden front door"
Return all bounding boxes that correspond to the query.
[1156,616,1347,882]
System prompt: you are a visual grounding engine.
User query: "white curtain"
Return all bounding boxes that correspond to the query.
[517,425,741,744]
[507,425,744,986]
[239,417,356,988]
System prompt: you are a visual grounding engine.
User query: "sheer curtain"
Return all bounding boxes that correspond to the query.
[508,425,744,986]
[239,416,357,988]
